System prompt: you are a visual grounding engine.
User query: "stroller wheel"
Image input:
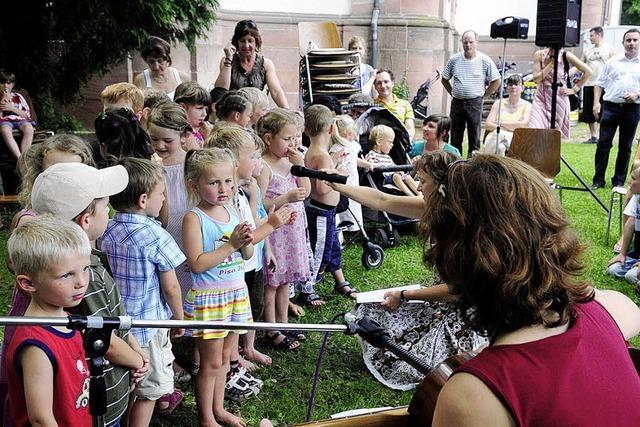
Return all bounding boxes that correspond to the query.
[373,228,389,248]
[390,228,401,247]
[362,243,384,269]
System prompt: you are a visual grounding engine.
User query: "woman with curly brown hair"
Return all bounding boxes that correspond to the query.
[428,155,640,426]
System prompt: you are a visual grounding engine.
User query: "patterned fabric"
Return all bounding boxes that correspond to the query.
[69,250,130,426]
[354,299,488,391]
[374,94,415,124]
[97,212,186,346]
[163,163,194,298]
[0,92,31,122]
[365,149,395,167]
[442,52,500,99]
[262,163,310,287]
[582,43,617,86]
[234,190,259,272]
[184,286,252,340]
[230,54,267,91]
[189,206,246,290]
[6,326,91,427]
[529,49,570,139]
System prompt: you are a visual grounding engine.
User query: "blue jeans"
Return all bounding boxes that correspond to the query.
[607,255,640,285]
[593,101,640,187]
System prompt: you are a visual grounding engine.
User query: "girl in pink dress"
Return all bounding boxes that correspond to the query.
[257,108,311,350]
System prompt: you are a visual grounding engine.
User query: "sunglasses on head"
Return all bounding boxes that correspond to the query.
[238,20,257,30]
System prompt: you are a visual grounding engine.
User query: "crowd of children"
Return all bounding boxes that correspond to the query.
[0,72,441,426]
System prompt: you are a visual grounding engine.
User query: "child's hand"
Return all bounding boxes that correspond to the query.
[182,134,201,151]
[171,328,185,339]
[266,251,278,272]
[381,291,402,311]
[608,253,626,266]
[287,147,304,166]
[286,187,307,202]
[331,149,349,165]
[230,221,253,249]
[267,204,295,229]
[130,353,150,387]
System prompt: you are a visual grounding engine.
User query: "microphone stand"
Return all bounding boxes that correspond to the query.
[494,38,508,155]
[0,315,422,424]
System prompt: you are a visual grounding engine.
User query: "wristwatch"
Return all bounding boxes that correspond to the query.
[400,290,408,303]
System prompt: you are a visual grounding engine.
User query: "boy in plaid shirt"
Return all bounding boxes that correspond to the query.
[98,157,185,426]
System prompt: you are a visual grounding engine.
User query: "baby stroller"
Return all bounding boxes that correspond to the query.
[355,106,418,249]
[410,71,440,120]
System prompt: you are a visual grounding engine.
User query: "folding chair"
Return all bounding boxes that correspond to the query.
[506,127,561,182]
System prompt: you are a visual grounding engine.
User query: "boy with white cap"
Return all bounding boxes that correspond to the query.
[31,162,148,427]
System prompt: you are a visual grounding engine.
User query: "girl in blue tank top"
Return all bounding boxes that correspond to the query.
[181,148,254,426]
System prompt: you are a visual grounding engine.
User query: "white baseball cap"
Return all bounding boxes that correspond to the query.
[32,163,129,220]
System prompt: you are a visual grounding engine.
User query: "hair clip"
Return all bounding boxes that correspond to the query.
[438,183,447,198]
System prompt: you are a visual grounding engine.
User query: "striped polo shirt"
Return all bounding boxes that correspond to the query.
[442,52,500,99]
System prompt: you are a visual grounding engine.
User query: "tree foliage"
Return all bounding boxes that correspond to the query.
[0,0,218,128]
[621,0,640,25]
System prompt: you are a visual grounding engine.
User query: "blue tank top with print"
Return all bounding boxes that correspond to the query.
[190,206,246,290]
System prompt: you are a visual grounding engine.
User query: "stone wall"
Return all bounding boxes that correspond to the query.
[65,0,613,128]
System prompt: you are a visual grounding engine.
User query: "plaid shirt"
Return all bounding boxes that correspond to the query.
[98,212,185,346]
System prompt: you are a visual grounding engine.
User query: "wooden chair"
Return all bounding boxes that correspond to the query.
[506,128,561,180]
[298,22,342,54]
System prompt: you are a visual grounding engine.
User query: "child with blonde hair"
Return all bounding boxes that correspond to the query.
[257,108,311,348]
[100,82,145,114]
[182,148,254,426]
[330,115,364,232]
[238,87,269,127]
[366,124,420,196]
[347,36,376,96]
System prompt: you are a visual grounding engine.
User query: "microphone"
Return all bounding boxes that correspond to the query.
[290,165,348,184]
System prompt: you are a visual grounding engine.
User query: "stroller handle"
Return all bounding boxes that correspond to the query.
[372,165,414,173]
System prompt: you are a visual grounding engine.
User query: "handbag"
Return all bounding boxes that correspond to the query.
[562,51,580,111]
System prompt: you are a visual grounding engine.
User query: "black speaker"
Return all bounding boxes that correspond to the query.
[490,17,530,39]
[535,0,582,47]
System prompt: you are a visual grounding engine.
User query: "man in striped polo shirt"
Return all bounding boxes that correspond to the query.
[442,30,500,156]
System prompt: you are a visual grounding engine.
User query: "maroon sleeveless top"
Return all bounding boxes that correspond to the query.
[456,300,640,426]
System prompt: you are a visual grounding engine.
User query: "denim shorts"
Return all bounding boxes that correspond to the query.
[0,119,35,130]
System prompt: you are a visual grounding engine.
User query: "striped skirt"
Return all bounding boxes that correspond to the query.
[184,286,253,340]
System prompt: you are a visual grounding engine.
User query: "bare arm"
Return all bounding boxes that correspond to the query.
[608,214,634,266]
[441,78,452,96]
[484,78,501,98]
[133,73,146,90]
[178,70,191,83]
[382,284,455,310]
[566,51,591,90]
[104,333,145,369]
[257,161,305,210]
[328,182,425,219]
[593,85,603,118]
[594,289,640,339]
[484,99,501,132]
[532,50,554,84]
[214,43,236,90]
[159,269,183,320]
[20,346,57,426]
[433,372,516,427]
[405,118,416,140]
[264,58,289,108]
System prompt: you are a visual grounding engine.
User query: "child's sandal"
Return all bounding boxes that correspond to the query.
[267,331,300,351]
[225,373,255,402]
[334,281,358,299]
[282,329,306,341]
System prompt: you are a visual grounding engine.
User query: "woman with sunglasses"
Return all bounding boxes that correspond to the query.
[428,155,640,426]
[482,74,532,155]
[214,20,289,108]
[134,36,191,101]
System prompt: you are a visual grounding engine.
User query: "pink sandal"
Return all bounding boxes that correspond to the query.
[155,388,184,415]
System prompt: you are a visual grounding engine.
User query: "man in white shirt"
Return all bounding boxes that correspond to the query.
[592,28,640,189]
[580,26,617,143]
[442,30,500,157]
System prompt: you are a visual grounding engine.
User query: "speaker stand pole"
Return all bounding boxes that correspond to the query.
[494,38,508,154]
[548,46,609,214]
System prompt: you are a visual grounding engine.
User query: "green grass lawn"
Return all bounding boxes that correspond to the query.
[0,122,637,426]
